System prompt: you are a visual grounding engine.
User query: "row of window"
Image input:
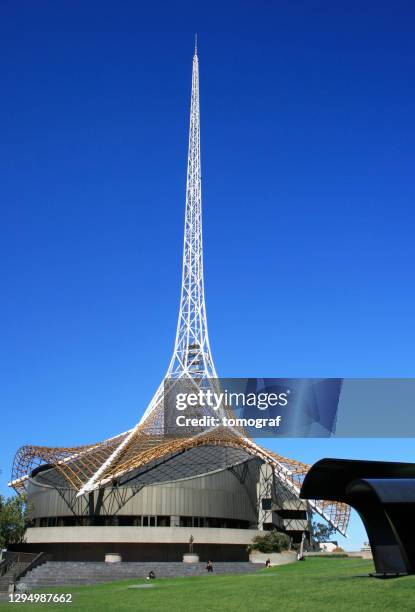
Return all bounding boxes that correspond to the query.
[30,515,251,529]
[34,515,170,528]
[179,516,249,529]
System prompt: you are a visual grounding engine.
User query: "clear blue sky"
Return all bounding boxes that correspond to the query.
[1,1,415,550]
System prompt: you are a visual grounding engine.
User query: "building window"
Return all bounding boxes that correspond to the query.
[141,516,157,527]
[277,510,307,520]
[180,516,250,529]
[261,498,272,510]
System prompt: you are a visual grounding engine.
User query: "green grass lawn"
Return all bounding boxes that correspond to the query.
[1,558,415,612]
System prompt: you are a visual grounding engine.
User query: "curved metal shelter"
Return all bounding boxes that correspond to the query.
[301,458,415,576]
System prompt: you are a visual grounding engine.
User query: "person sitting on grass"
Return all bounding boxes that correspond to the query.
[265,558,271,567]
[147,570,156,579]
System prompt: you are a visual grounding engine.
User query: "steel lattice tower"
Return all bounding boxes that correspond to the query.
[168,42,216,381]
[139,41,217,426]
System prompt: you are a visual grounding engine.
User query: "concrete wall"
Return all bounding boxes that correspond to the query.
[25,526,259,545]
[249,551,296,565]
[17,526,262,561]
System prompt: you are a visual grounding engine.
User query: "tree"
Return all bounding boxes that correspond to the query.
[247,530,290,554]
[311,519,337,543]
[0,494,29,549]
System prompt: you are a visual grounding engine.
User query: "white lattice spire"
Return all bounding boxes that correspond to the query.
[166,45,216,380]
[138,44,217,426]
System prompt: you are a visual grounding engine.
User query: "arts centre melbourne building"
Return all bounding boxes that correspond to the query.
[9,47,349,561]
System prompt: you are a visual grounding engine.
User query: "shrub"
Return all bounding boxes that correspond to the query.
[247,530,290,554]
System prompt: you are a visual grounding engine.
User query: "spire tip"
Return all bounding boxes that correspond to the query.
[194,33,198,56]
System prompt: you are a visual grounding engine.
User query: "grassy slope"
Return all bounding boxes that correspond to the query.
[1,558,415,611]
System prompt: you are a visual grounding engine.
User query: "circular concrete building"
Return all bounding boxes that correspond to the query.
[15,440,314,561]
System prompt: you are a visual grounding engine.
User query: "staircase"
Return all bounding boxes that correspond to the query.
[0,563,28,593]
[0,553,50,593]
[21,561,262,588]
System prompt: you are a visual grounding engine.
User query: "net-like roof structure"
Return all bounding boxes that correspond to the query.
[10,420,350,535]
